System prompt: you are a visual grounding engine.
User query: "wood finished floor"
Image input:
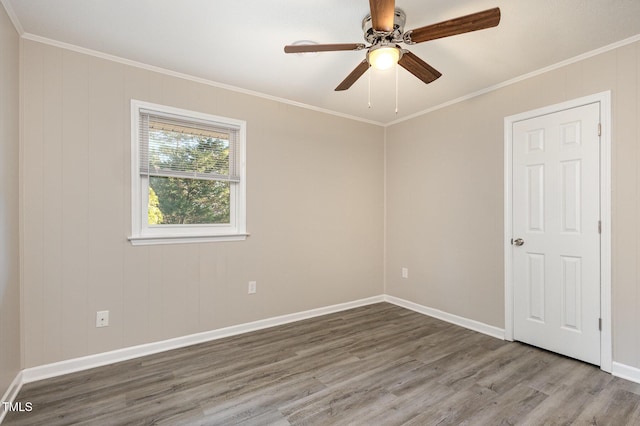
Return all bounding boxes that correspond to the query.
[5,303,640,425]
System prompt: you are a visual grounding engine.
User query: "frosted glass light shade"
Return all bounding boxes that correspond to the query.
[368,47,400,70]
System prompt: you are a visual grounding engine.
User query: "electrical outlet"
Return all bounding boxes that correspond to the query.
[96,310,109,327]
[248,281,257,294]
[401,267,409,279]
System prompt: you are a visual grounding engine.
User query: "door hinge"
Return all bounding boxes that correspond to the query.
[598,220,601,234]
[598,318,602,331]
[598,123,602,137]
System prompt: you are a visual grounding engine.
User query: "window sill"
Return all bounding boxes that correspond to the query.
[128,233,249,246]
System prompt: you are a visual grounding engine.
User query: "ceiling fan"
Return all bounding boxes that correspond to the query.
[284,0,501,91]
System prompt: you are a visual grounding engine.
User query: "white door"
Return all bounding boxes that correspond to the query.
[512,102,601,365]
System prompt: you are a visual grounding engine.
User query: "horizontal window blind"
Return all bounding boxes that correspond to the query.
[139,109,240,182]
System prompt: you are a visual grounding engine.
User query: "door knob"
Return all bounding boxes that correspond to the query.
[512,238,525,246]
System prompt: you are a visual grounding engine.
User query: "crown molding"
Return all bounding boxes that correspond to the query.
[20,32,385,128]
[386,33,640,127]
[0,0,24,35]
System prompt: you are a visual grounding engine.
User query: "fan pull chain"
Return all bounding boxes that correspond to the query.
[368,66,372,109]
[395,64,399,114]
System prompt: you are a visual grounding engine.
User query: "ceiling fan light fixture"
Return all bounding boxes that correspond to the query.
[367,45,400,70]
[284,3,501,92]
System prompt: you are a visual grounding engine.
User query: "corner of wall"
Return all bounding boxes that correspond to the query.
[382,125,388,296]
[0,0,22,408]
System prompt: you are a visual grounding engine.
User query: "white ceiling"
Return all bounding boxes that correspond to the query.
[5,0,640,124]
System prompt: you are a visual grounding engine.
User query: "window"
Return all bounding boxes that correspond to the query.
[130,100,246,245]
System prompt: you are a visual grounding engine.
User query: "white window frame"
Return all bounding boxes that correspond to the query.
[129,99,247,246]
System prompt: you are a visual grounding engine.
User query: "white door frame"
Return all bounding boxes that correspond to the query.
[504,91,612,373]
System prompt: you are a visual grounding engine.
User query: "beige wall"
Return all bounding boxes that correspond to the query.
[0,2,20,396]
[18,31,640,372]
[20,39,384,368]
[386,41,640,368]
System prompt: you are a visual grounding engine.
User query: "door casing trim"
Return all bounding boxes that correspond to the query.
[504,91,612,372]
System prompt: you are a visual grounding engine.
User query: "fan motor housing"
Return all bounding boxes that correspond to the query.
[362,8,406,44]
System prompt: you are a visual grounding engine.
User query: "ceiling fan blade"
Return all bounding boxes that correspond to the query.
[369,0,396,32]
[284,43,366,54]
[407,7,501,44]
[398,51,442,84]
[335,59,370,91]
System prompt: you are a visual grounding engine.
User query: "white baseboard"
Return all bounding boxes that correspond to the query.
[28,295,640,390]
[14,294,640,396]
[612,362,640,385]
[21,295,385,384]
[384,295,506,340]
[0,371,23,424]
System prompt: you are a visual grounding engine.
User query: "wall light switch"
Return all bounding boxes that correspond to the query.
[248,281,257,294]
[401,268,409,279]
